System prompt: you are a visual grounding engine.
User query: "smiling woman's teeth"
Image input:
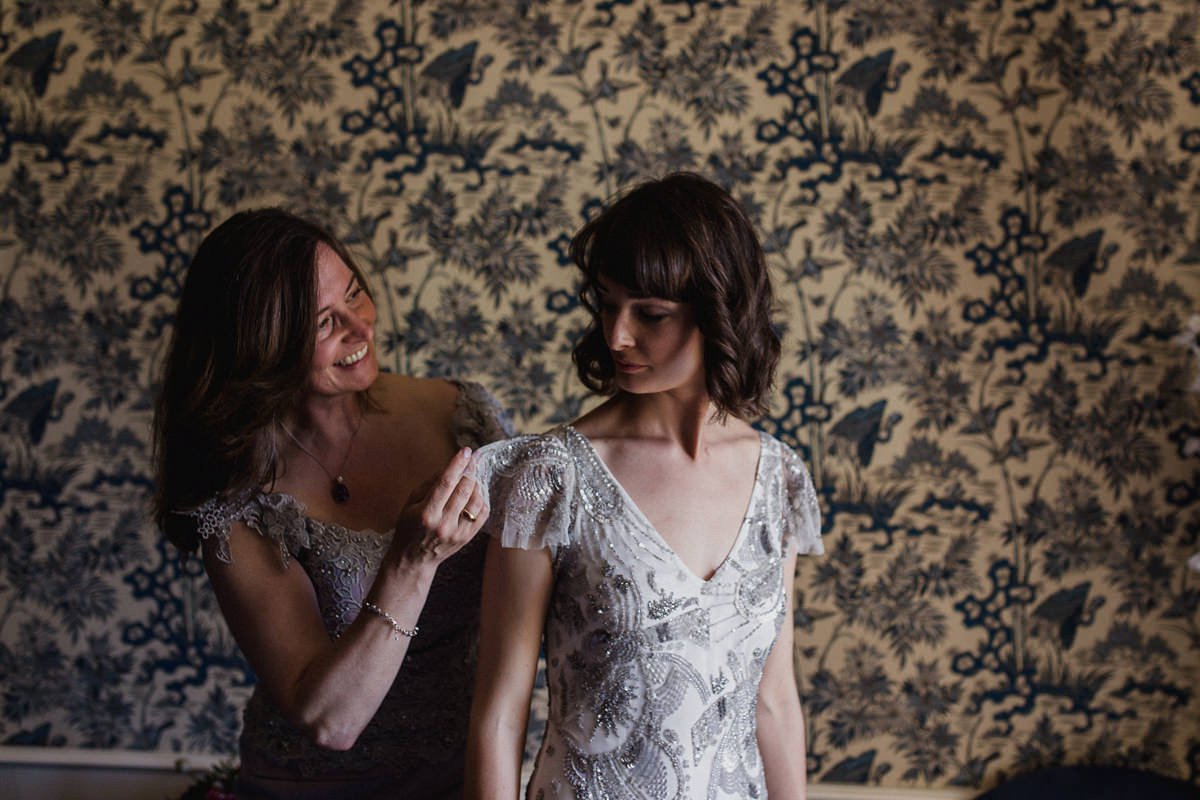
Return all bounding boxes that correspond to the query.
[334,344,368,366]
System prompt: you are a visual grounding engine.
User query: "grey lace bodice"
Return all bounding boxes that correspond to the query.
[473,426,823,800]
[190,381,511,790]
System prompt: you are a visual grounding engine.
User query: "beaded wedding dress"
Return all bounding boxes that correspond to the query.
[474,425,823,800]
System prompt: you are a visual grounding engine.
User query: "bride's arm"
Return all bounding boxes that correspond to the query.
[757,552,809,800]
[465,539,554,799]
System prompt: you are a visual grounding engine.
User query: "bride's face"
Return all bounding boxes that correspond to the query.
[595,275,705,397]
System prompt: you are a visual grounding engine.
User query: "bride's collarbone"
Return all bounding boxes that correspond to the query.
[598,442,761,579]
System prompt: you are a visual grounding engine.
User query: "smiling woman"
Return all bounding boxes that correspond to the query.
[152,208,512,799]
[305,244,378,402]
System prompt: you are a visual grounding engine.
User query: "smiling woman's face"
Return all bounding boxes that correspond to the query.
[305,243,378,399]
[595,275,705,398]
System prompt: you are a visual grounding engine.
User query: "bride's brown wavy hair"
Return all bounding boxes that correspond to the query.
[570,172,781,420]
[152,208,372,552]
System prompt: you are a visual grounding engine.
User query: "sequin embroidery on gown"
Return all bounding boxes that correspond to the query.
[189,382,511,798]
[473,425,823,800]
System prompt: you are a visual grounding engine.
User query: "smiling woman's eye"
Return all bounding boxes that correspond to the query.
[636,307,669,322]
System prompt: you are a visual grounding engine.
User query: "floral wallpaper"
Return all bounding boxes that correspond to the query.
[1,0,1200,793]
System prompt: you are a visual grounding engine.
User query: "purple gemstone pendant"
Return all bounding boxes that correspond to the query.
[331,477,350,504]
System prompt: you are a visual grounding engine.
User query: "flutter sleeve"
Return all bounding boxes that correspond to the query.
[470,432,575,553]
[780,442,824,556]
[186,491,312,567]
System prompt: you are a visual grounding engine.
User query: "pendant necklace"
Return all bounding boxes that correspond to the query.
[280,410,364,504]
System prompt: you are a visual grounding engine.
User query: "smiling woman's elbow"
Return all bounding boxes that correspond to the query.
[307,729,357,753]
[298,716,365,751]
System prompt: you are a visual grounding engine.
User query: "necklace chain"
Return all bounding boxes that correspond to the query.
[280,410,364,504]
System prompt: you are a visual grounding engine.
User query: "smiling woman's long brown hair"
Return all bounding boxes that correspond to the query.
[570,172,781,421]
[152,208,372,551]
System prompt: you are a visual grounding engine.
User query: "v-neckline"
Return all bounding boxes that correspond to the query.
[563,425,767,584]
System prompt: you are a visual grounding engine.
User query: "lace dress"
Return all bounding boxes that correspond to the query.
[189,382,512,799]
[473,425,823,800]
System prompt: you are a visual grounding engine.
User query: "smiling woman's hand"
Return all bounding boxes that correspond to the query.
[389,446,489,568]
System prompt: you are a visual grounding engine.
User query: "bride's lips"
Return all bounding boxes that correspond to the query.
[613,357,645,373]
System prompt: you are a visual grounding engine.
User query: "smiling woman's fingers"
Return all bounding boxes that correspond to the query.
[390,449,487,567]
[421,447,473,512]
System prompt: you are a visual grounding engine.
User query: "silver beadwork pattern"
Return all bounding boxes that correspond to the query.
[473,426,823,799]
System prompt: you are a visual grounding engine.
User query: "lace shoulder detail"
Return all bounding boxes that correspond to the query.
[778,439,824,556]
[470,429,575,552]
[449,380,514,448]
[186,491,312,566]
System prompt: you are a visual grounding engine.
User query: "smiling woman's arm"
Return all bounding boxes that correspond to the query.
[204,448,486,750]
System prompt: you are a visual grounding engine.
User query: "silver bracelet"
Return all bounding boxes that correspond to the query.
[361,601,419,639]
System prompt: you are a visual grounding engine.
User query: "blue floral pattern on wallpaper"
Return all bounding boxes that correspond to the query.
[1,0,1199,791]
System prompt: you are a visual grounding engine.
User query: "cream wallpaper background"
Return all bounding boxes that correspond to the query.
[1,0,1199,793]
